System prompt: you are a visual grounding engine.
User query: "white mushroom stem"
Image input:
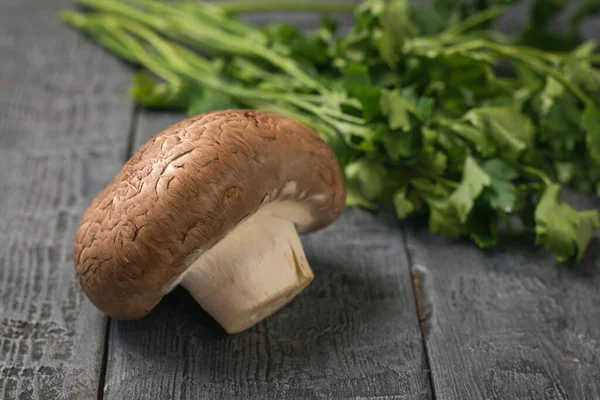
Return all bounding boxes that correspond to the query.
[179,207,314,334]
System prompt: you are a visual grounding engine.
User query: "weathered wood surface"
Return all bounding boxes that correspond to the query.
[404,195,600,400]
[3,0,600,399]
[102,111,432,400]
[0,0,135,398]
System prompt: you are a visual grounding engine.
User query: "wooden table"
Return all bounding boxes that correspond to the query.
[1,1,599,399]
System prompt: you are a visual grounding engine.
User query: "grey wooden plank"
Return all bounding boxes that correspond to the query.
[0,0,135,398]
[404,193,600,400]
[104,119,431,398]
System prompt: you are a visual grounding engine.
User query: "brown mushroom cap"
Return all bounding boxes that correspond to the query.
[73,109,346,320]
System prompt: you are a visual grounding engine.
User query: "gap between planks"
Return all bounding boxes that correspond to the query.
[402,228,437,400]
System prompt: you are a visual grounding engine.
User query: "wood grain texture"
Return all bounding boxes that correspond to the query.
[0,0,135,398]
[404,193,600,400]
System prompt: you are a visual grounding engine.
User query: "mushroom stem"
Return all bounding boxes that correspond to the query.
[179,211,314,333]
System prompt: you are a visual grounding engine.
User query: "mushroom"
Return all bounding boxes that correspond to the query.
[73,109,346,333]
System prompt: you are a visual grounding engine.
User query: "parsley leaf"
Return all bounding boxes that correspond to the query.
[130,72,192,109]
[393,188,415,219]
[346,181,378,210]
[449,156,492,223]
[341,64,382,121]
[374,0,418,68]
[481,158,518,212]
[535,184,600,262]
[583,104,600,168]
[345,159,386,200]
[414,179,466,239]
[466,205,499,248]
[463,106,535,158]
[380,89,418,131]
[564,41,600,93]
[445,121,494,157]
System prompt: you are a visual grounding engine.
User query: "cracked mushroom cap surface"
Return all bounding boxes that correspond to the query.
[73,109,346,320]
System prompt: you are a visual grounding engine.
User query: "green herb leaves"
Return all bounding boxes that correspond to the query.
[481,159,518,212]
[463,106,535,158]
[583,104,600,167]
[373,0,418,67]
[535,184,600,262]
[450,157,492,223]
[380,89,416,131]
[62,0,600,263]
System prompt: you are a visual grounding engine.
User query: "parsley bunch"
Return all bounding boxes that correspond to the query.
[62,0,600,263]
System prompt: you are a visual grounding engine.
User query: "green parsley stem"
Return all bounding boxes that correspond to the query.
[61,11,139,64]
[486,43,595,106]
[506,44,600,63]
[215,0,358,14]
[64,10,359,133]
[441,5,509,38]
[415,167,459,189]
[515,164,552,186]
[441,39,595,106]
[77,0,329,94]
